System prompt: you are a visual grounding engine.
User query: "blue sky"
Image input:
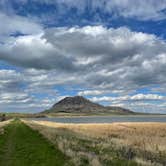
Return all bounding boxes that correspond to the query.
[0,0,166,113]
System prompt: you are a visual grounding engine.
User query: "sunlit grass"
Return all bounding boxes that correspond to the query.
[0,119,73,166]
[23,120,166,165]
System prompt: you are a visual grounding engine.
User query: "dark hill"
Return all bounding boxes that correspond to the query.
[43,96,134,114]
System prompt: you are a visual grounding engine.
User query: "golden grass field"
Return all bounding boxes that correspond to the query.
[23,120,166,166]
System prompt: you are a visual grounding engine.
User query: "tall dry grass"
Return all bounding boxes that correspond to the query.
[23,120,166,152]
[23,120,166,166]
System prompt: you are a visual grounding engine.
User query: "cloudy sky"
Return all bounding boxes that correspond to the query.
[0,0,166,113]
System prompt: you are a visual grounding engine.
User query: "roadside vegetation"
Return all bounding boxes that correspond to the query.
[0,119,11,135]
[24,120,166,166]
[0,119,72,166]
[0,113,46,120]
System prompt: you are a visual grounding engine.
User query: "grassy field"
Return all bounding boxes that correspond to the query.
[0,119,72,166]
[23,120,166,166]
[0,119,166,166]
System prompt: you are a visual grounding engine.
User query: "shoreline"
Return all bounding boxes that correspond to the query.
[23,119,166,127]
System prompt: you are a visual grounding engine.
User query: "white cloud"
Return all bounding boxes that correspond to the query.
[0,12,42,38]
[90,94,166,113]
[130,94,164,100]
[0,26,166,113]
[1,26,166,93]
[78,90,107,96]
[0,92,31,103]
[91,94,165,102]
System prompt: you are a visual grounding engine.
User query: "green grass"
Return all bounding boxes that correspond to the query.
[36,126,139,166]
[0,119,72,166]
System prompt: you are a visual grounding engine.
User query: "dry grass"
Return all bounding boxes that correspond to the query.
[0,120,12,135]
[23,120,166,166]
[23,120,166,152]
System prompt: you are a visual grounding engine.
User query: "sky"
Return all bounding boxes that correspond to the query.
[0,0,166,113]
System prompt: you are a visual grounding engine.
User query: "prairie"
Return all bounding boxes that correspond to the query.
[23,120,166,166]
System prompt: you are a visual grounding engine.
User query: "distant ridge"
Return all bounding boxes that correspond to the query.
[43,96,134,114]
[106,106,133,114]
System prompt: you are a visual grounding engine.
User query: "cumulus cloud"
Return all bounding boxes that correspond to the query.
[0,69,22,93]
[0,25,166,113]
[0,34,78,70]
[1,26,166,91]
[0,1,165,113]
[0,92,55,113]
[0,92,31,104]
[44,26,166,90]
[0,69,60,112]
[0,12,42,43]
[90,94,166,113]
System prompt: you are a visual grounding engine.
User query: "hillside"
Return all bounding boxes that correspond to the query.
[43,96,134,114]
[106,106,133,114]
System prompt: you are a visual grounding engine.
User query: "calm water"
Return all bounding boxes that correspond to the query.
[32,115,166,123]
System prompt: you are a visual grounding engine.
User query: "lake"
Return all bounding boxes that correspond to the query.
[32,115,166,123]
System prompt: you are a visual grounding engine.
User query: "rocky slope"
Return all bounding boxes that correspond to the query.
[43,96,133,114]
